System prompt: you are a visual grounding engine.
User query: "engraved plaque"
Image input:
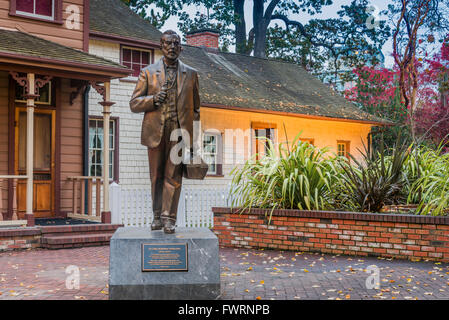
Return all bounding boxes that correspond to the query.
[142,243,188,272]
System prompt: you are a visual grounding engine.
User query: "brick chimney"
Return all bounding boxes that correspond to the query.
[186,29,219,50]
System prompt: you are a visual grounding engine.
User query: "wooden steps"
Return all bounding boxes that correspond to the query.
[40,224,122,249]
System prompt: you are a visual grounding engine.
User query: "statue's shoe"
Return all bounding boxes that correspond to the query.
[151,218,163,230]
[161,211,176,234]
[163,219,176,234]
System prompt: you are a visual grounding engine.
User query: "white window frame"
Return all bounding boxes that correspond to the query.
[88,118,116,180]
[203,132,220,175]
[253,127,276,160]
[121,46,153,79]
[16,0,55,21]
[337,140,350,159]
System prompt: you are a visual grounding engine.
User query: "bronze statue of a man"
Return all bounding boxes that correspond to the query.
[130,30,201,234]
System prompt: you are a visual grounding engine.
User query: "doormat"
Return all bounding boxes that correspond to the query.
[35,218,100,226]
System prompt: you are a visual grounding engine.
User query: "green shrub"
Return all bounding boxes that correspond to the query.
[334,137,409,213]
[229,132,449,216]
[229,134,342,221]
[407,143,449,215]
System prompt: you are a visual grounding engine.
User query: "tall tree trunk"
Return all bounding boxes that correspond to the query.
[253,27,268,58]
[252,0,266,58]
[410,60,419,142]
[234,0,247,54]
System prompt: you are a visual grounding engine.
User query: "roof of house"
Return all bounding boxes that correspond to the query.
[0,29,129,72]
[179,47,388,124]
[89,0,388,125]
[90,0,162,44]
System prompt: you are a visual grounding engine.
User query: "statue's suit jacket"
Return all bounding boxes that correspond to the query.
[130,58,200,149]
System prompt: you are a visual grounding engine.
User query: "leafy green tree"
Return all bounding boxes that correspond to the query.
[124,0,389,67]
[267,0,391,81]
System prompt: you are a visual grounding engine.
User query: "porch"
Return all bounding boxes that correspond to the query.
[0,29,130,227]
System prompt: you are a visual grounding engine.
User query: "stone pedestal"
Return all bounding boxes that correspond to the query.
[109,227,220,300]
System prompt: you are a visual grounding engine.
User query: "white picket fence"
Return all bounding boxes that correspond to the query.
[110,183,239,228]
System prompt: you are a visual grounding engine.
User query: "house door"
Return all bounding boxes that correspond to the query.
[15,108,55,218]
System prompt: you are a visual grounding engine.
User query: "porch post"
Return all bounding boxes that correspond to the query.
[25,73,37,227]
[99,81,114,224]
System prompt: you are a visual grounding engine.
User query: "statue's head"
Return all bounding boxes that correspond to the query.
[160,30,182,63]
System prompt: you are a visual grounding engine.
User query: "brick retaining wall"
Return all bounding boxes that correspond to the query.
[212,207,449,262]
[0,228,41,251]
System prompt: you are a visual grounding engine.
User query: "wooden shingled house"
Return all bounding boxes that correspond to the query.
[0,0,131,229]
[87,0,388,195]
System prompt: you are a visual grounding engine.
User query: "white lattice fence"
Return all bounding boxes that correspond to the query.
[110,183,236,228]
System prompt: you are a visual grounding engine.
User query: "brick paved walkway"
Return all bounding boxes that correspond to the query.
[1,246,449,300]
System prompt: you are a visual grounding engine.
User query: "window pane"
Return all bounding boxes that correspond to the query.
[33,113,52,170]
[132,50,141,63]
[95,150,102,164]
[95,164,102,177]
[18,112,27,170]
[204,144,216,154]
[16,0,34,13]
[132,64,140,77]
[110,134,114,150]
[142,51,149,65]
[36,0,52,16]
[89,118,117,180]
[15,85,26,101]
[122,49,131,62]
[89,122,96,148]
[37,82,50,103]
[96,130,103,150]
[203,134,219,174]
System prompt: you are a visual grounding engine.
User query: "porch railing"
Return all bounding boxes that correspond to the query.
[67,176,104,221]
[0,175,27,226]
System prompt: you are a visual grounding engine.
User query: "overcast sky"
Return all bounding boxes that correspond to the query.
[153,0,393,66]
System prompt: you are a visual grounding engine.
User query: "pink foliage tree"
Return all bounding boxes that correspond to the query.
[345,40,449,147]
[414,41,449,145]
[344,66,404,121]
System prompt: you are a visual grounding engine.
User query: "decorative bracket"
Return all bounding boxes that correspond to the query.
[9,72,53,96]
[89,81,106,101]
[9,71,28,92]
[35,75,52,91]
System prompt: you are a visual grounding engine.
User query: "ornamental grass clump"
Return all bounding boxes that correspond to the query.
[406,142,449,216]
[229,134,342,220]
[333,137,410,213]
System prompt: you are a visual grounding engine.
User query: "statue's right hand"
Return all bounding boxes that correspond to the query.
[154,91,167,105]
